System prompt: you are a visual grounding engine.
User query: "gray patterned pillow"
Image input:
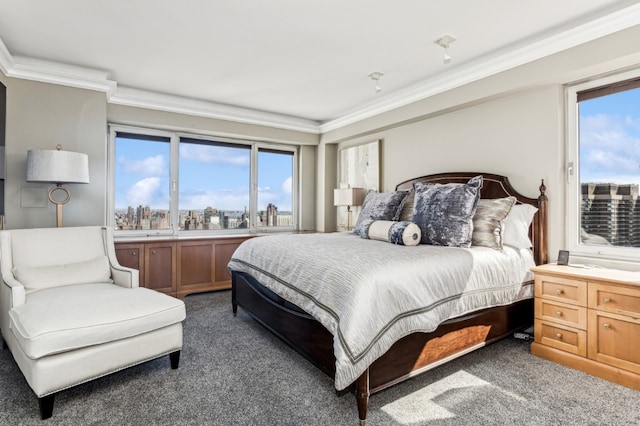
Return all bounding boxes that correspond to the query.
[398,190,415,222]
[353,191,409,237]
[472,196,516,249]
[412,175,483,247]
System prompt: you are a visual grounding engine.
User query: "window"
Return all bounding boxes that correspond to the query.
[179,137,251,231]
[257,148,294,228]
[109,125,297,235]
[113,132,172,231]
[566,69,640,260]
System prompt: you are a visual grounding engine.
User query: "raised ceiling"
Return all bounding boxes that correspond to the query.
[0,0,639,132]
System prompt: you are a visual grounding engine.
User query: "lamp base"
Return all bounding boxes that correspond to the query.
[48,185,71,227]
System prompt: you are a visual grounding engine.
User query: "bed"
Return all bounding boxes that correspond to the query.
[229,172,548,425]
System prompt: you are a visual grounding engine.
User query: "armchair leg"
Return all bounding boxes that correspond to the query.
[169,350,180,369]
[38,394,55,420]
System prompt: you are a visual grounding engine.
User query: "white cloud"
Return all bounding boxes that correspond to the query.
[580,113,640,182]
[179,144,249,167]
[126,177,166,207]
[119,154,167,176]
[282,176,292,195]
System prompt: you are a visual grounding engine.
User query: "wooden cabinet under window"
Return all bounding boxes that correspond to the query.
[531,264,640,391]
[115,236,253,298]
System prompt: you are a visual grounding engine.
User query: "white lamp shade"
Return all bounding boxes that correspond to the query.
[334,188,366,207]
[27,149,90,184]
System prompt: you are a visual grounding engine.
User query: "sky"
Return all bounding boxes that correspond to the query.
[114,136,293,212]
[579,87,640,184]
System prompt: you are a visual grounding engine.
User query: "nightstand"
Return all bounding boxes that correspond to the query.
[531,264,640,391]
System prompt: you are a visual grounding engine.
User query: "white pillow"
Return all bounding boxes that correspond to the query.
[502,204,538,249]
[13,255,113,293]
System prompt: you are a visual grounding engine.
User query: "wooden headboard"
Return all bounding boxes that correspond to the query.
[395,172,548,265]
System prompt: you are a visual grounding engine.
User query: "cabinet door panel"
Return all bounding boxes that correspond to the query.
[214,240,243,287]
[588,310,640,374]
[177,241,215,297]
[145,243,176,294]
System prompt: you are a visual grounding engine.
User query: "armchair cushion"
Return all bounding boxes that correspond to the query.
[9,283,186,359]
[13,255,113,294]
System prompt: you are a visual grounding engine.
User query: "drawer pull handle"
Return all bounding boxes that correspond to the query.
[132,252,137,256]
[555,289,564,295]
[603,297,610,303]
[152,250,156,255]
[555,311,562,316]
[555,333,563,339]
[603,323,611,329]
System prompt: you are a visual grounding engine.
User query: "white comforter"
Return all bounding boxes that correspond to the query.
[228,232,535,390]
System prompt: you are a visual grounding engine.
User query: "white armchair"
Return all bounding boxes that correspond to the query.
[0,226,186,419]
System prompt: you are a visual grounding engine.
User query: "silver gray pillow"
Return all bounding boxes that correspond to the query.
[412,175,483,247]
[472,196,516,249]
[353,191,409,237]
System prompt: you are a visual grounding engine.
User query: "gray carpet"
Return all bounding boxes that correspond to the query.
[1,290,638,426]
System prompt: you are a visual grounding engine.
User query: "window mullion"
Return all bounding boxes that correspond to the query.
[170,134,180,236]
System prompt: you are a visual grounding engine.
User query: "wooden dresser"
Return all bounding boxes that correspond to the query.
[531,264,640,391]
[115,235,255,299]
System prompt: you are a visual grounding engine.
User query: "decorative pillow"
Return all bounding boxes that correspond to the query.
[398,190,415,222]
[503,203,539,249]
[472,196,517,249]
[353,190,409,237]
[361,220,421,246]
[13,255,113,293]
[412,175,483,247]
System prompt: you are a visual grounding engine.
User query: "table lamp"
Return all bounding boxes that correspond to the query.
[334,187,365,230]
[26,145,90,227]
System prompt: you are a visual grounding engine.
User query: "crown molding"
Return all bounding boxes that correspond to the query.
[2,3,639,136]
[0,40,320,134]
[0,37,15,75]
[2,53,117,95]
[319,2,640,133]
[109,87,320,134]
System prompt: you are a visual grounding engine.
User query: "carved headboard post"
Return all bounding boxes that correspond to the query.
[535,179,548,265]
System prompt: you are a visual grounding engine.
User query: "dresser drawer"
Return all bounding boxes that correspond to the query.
[588,310,640,375]
[535,298,587,330]
[588,282,640,317]
[535,274,587,306]
[534,320,586,356]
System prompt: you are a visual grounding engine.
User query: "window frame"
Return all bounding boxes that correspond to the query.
[566,67,640,262]
[108,124,298,237]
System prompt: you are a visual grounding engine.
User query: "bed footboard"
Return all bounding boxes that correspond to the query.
[232,271,336,377]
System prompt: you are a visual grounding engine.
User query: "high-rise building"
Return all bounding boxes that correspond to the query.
[581,182,640,247]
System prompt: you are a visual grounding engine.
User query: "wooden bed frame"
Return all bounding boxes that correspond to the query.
[231,172,548,425]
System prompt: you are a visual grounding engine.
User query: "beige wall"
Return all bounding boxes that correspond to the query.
[5,78,108,229]
[3,81,318,230]
[318,24,640,259]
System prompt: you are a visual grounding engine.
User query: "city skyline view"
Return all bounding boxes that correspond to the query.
[114,134,294,230]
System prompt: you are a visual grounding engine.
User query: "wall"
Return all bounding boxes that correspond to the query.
[317,24,640,260]
[5,79,107,228]
[3,81,318,230]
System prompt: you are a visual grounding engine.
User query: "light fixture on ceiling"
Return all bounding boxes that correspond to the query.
[435,34,456,64]
[368,71,384,92]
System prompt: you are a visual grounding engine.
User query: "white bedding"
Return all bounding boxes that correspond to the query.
[228,232,535,390]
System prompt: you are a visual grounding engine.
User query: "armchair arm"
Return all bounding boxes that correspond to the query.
[110,265,140,289]
[1,274,26,308]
